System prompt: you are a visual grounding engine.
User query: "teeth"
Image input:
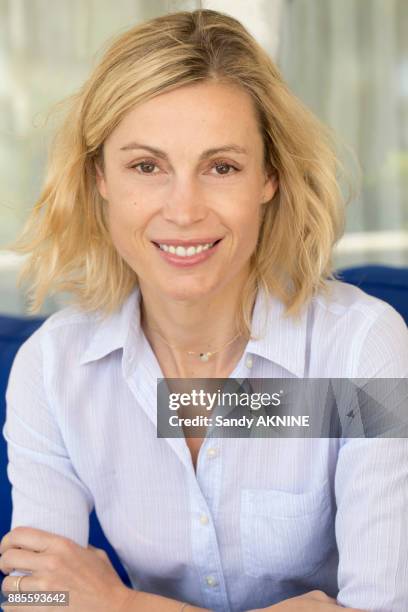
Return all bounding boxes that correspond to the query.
[158,241,216,257]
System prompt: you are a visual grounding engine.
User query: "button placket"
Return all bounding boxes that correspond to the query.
[190,441,229,611]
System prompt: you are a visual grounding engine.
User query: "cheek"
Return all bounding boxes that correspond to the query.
[106,201,146,264]
[108,176,138,208]
[231,198,263,240]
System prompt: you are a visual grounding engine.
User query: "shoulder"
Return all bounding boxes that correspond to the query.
[8,305,99,384]
[313,278,396,321]
[309,279,408,377]
[43,304,100,350]
[21,303,97,350]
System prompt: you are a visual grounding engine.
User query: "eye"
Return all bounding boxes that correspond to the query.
[211,161,240,177]
[130,160,160,175]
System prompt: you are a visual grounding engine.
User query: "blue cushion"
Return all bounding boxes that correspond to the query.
[1,265,407,586]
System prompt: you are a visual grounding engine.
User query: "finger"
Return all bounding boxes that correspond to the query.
[0,528,71,555]
[1,573,31,594]
[0,549,43,575]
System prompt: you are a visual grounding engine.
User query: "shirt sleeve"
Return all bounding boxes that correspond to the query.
[335,303,408,611]
[2,325,94,576]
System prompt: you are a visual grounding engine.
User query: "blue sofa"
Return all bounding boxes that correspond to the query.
[1,265,407,587]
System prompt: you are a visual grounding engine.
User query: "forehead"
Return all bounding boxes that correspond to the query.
[105,80,263,153]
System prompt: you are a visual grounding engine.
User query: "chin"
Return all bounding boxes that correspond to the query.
[162,281,218,302]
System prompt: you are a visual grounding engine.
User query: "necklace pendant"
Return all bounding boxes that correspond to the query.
[199,352,211,362]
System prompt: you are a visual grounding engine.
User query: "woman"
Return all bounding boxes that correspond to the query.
[1,8,407,612]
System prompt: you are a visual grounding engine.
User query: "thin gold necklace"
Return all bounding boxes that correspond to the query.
[148,328,242,362]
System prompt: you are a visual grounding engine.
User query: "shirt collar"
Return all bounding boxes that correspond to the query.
[79,284,309,378]
[79,287,142,367]
[245,285,309,378]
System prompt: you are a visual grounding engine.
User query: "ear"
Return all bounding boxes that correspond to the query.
[95,161,108,200]
[262,170,279,204]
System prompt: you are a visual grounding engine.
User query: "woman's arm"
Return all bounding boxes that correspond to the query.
[334,436,408,609]
[334,304,408,610]
[3,325,93,573]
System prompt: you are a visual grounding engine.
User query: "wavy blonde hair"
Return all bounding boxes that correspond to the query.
[9,9,347,340]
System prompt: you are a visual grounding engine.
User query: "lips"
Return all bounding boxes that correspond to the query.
[152,236,223,267]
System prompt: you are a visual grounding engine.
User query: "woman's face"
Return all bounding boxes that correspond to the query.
[96,80,278,302]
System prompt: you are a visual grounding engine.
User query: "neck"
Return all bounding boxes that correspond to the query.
[139,270,254,377]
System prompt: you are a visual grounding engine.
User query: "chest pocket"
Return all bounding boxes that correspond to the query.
[240,480,334,579]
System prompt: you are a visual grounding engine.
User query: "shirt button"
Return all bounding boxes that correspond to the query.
[205,575,218,587]
[199,514,209,525]
[245,355,253,369]
[206,447,218,458]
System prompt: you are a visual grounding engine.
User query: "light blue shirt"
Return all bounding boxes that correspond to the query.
[3,280,408,611]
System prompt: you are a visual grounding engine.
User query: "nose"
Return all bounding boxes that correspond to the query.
[162,177,207,226]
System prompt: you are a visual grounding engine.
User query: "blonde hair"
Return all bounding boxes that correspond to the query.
[9,8,347,340]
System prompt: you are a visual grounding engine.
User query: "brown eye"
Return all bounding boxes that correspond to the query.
[212,161,239,177]
[215,163,231,174]
[138,162,156,173]
[129,159,160,175]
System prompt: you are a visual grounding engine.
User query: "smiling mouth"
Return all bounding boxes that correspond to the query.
[151,238,222,257]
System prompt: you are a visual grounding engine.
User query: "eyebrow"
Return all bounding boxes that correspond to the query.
[119,142,248,160]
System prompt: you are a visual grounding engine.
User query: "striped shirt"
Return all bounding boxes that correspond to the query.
[3,280,408,611]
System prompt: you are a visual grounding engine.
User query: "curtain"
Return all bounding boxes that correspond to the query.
[278,0,408,268]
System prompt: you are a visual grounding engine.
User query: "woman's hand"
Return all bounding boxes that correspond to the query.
[249,589,366,611]
[0,527,135,612]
